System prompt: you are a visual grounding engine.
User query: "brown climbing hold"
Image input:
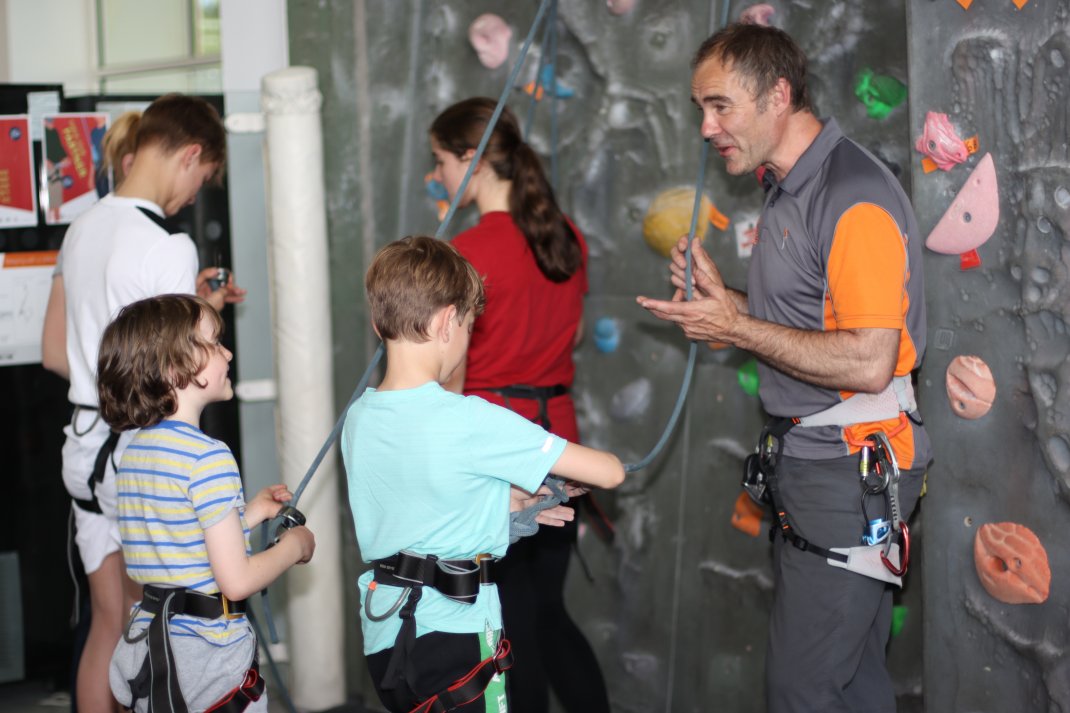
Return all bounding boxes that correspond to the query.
[946,355,995,419]
[974,522,1050,604]
[731,490,765,538]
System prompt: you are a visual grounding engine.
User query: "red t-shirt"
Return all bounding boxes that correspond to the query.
[452,211,588,441]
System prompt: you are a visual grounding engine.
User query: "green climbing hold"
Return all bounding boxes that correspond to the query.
[854,68,907,121]
[891,605,908,637]
[737,359,760,397]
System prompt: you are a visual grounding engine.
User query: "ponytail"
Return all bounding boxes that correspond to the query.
[509,143,581,282]
[431,97,581,283]
[101,111,141,186]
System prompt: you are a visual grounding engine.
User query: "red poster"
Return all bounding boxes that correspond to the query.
[40,113,110,225]
[0,116,38,229]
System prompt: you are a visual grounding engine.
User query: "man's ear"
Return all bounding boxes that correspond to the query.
[771,77,792,115]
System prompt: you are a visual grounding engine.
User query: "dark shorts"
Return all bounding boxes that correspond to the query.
[367,631,505,713]
[766,454,925,713]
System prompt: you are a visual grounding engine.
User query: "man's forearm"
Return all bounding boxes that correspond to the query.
[729,316,899,393]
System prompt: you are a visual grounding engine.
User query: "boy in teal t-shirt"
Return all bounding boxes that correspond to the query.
[343,236,625,713]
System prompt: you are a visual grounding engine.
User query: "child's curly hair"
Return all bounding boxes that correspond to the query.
[98,294,223,430]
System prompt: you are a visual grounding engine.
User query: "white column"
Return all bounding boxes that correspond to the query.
[261,66,345,711]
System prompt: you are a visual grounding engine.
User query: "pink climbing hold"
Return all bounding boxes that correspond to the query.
[974,522,1050,605]
[925,153,999,256]
[945,355,995,419]
[606,0,638,16]
[739,4,776,26]
[915,112,969,172]
[468,14,512,70]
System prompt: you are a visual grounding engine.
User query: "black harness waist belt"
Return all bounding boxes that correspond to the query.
[485,384,569,431]
[139,583,248,620]
[372,552,495,604]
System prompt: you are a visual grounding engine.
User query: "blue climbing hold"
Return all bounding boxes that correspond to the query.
[593,317,620,353]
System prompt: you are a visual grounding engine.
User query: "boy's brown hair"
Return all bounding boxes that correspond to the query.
[365,236,485,342]
[98,294,224,431]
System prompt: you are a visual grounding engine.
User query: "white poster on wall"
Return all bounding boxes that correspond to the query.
[0,251,57,366]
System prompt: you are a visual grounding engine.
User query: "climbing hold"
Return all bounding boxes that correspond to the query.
[606,0,638,16]
[524,65,575,101]
[915,112,972,173]
[956,0,973,9]
[1012,0,1030,8]
[945,355,995,419]
[739,4,775,26]
[734,212,760,259]
[593,317,621,354]
[731,490,765,538]
[708,202,730,232]
[926,153,999,263]
[854,69,907,121]
[468,14,512,70]
[610,377,652,421]
[424,174,449,221]
[642,187,724,258]
[974,522,1050,604]
[737,359,760,397]
[890,605,908,638]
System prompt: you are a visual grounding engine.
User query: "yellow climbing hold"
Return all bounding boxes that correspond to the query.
[642,187,728,258]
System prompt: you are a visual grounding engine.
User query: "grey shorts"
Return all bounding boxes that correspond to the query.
[765,454,925,713]
[110,622,267,713]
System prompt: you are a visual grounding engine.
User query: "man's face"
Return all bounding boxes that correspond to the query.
[691,57,777,176]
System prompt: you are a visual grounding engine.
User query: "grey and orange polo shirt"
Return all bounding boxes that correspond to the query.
[747,118,931,471]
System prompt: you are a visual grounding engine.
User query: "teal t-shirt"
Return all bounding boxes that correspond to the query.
[341,381,567,655]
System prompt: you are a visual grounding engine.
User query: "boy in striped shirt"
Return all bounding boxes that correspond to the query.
[97,294,315,713]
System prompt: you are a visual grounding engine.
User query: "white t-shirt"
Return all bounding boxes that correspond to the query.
[57,194,199,406]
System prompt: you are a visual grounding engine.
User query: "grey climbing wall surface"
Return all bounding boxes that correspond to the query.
[285,0,961,710]
[909,2,1070,712]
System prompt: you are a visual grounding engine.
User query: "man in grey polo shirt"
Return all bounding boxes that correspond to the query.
[638,23,931,713]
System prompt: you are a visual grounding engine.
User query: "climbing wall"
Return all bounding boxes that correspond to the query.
[908,2,1070,711]
[287,1,927,710]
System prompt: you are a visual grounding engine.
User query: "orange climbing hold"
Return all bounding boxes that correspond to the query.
[974,522,1050,605]
[956,0,973,8]
[731,491,765,538]
[1012,0,1029,8]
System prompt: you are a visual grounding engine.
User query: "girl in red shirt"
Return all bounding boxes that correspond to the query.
[429,98,610,713]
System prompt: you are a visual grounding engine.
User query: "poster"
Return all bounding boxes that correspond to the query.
[40,113,110,225]
[0,116,38,229]
[0,251,58,366]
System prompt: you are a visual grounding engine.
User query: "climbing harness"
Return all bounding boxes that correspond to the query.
[366,551,507,709]
[67,405,120,514]
[483,384,568,431]
[742,385,915,586]
[122,584,263,713]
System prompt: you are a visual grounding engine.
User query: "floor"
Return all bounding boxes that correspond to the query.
[0,677,379,713]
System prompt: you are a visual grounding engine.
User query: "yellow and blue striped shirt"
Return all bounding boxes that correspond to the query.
[117,420,252,646]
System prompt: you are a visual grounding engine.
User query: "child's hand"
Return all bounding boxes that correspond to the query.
[245,484,294,527]
[509,485,578,527]
[280,525,316,564]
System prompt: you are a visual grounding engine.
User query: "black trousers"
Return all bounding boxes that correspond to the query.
[494,514,610,713]
[367,631,497,713]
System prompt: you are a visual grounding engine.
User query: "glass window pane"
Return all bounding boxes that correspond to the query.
[99,0,191,67]
[193,0,221,57]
